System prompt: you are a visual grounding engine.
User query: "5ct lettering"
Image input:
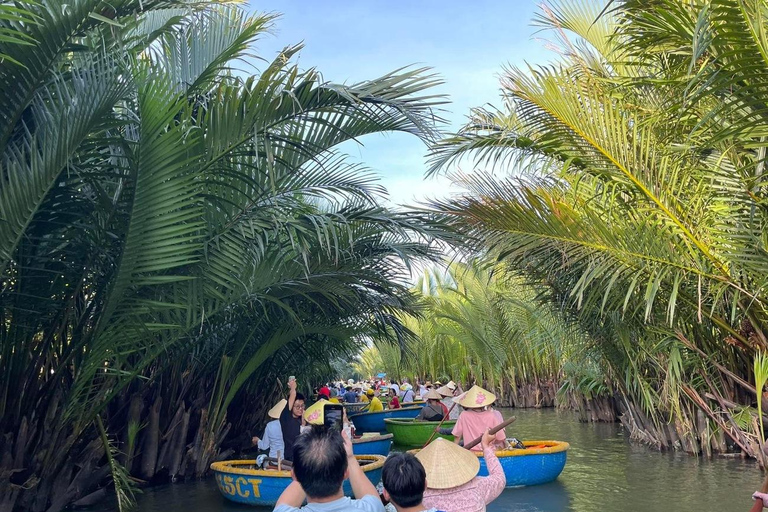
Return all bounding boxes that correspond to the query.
[216,474,262,498]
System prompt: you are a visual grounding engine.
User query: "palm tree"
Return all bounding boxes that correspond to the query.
[427,0,768,461]
[0,1,444,509]
[365,260,576,406]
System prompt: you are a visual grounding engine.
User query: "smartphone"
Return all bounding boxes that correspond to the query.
[323,403,343,432]
[289,376,296,382]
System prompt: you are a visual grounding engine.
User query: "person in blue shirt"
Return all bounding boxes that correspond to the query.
[273,428,383,512]
[343,386,358,403]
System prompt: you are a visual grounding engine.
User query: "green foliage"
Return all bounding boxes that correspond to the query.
[0,1,444,508]
[427,0,768,457]
[361,260,595,396]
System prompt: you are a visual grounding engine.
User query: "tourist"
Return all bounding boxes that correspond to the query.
[366,389,384,412]
[279,377,306,461]
[381,453,438,512]
[417,432,505,512]
[343,385,358,403]
[451,385,507,451]
[389,380,400,399]
[252,399,286,458]
[437,381,461,420]
[418,380,428,399]
[359,386,370,403]
[415,389,445,422]
[389,390,401,409]
[273,429,383,512]
[401,384,415,403]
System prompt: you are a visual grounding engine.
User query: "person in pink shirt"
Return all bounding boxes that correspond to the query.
[417,432,506,512]
[451,385,507,451]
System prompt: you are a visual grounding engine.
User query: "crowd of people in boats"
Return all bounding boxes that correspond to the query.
[248,376,517,512]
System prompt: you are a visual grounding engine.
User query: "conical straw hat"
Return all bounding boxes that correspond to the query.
[436,385,453,397]
[456,385,496,409]
[415,438,479,489]
[424,389,443,400]
[268,399,287,419]
[303,399,328,425]
[446,380,457,390]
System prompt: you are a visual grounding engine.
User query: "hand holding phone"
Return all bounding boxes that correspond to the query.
[323,403,343,433]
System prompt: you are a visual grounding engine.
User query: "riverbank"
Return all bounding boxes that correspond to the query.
[88,408,762,512]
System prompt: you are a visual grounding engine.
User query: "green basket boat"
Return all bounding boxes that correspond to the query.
[384,418,456,446]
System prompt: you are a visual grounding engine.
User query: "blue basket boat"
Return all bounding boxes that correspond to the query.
[352,433,393,457]
[349,406,423,434]
[211,454,386,506]
[476,440,569,487]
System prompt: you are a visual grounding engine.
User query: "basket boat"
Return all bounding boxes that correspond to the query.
[351,433,393,457]
[348,406,423,434]
[476,440,569,487]
[211,454,386,506]
[384,418,456,446]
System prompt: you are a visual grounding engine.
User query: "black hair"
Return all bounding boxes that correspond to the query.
[381,452,426,508]
[346,386,352,391]
[291,427,348,498]
[294,392,306,402]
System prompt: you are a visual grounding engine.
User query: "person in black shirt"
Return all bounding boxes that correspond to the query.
[279,377,305,461]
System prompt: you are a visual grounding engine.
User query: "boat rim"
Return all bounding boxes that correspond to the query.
[407,440,569,457]
[210,454,386,477]
[351,433,393,443]
[349,405,423,419]
[383,418,457,426]
[476,440,570,457]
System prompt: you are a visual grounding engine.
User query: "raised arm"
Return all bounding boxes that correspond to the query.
[287,378,297,411]
[342,430,378,499]
[275,480,306,509]
[478,430,506,504]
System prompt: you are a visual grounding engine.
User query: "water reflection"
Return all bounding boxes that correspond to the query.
[97,408,762,512]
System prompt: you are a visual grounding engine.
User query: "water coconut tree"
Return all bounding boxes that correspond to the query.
[0,1,445,509]
[427,0,768,461]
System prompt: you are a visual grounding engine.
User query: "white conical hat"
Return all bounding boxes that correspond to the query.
[268,399,287,419]
[424,389,443,401]
[436,385,453,397]
[446,380,457,390]
[415,438,479,489]
[456,385,496,409]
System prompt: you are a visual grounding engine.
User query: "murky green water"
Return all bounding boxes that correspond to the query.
[104,408,761,512]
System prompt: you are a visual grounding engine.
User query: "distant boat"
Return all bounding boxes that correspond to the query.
[349,406,423,433]
[211,455,386,506]
[477,440,569,487]
[384,418,456,446]
[352,433,393,457]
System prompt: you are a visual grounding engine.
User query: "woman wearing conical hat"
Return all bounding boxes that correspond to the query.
[417,432,506,512]
[251,399,286,459]
[451,385,508,452]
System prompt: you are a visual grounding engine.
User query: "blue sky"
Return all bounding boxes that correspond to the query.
[247,1,552,207]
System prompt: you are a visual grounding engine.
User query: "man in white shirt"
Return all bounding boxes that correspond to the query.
[274,428,383,512]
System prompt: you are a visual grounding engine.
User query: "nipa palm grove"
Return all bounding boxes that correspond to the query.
[4,0,768,510]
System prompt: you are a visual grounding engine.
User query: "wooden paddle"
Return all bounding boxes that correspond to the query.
[423,402,457,448]
[463,416,516,450]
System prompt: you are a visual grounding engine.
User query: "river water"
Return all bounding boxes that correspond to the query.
[104,408,760,512]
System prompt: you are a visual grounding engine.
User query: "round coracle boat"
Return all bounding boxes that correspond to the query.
[211,454,386,506]
[384,418,456,446]
[349,405,423,433]
[476,440,569,487]
[351,433,393,456]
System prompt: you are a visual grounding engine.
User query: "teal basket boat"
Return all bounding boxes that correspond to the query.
[211,455,386,506]
[384,418,456,446]
[476,440,569,487]
[349,406,423,433]
[352,433,393,457]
